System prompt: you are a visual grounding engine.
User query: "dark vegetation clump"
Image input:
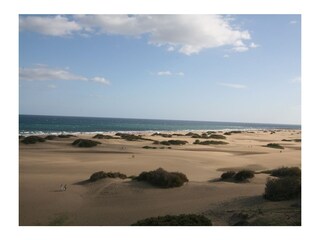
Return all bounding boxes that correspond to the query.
[93,134,118,139]
[72,139,101,147]
[151,133,172,138]
[19,135,25,139]
[89,171,127,182]
[193,140,228,145]
[155,140,188,145]
[294,139,301,142]
[143,146,157,149]
[191,133,226,139]
[265,143,284,149]
[220,171,236,180]
[115,133,152,141]
[269,167,301,178]
[136,168,188,188]
[264,177,301,201]
[206,131,216,134]
[131,214,212,226]
[185,132,196,136]
[224,131,242,135]
[21,136,46,144]
[172,133,184,136]
[58,134,75,138]
[281,139,292,142]
[234,170,255,182]
[45,135,58,140]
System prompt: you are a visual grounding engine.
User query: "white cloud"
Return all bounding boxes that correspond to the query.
[19,65,110,85]
[19,15,81,36]
[290,20,298,24]
[218,82,247,89]
[157,71,172,76]
[156,71,184,77]
[20,15,254,55]
[91,76,110,85]
[250,42,259,48]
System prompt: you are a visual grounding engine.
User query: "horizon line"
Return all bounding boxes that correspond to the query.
[19,113,301,127]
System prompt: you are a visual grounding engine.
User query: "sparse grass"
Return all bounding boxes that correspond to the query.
[191,133,226,139]
[143,146,157,149]
[45,135,57,140]
[193,140,228,145]
[89,171,127,182]
[155,140,188,145]
[115,133,153,141]
[131,214,212,226]
[264,177,301,201]
[21,136,46,144]
[220,171,236,180]
[234,170,255,182]
[58,134,75,138]
[72,139,101,147]
[224,131,242,135]
[93,134,118,139]
[269,167,301,178]
[136,168,188,188]
[264,143,284,149]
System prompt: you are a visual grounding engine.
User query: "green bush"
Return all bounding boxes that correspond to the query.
[115,133,152,141]
[58,134,75,138]
[270,167,301,178]
[193,140,228,145]
[21,136,46,144]
[158,140,188,145]
[72,139,101,147]
[221,171,236,180]
[45,135,57,140]
[93,134,118,139]
[264,177,301,201]
[131,214,212,226]
[136,168,188,188]
[143,146,157,149]
[265,143,284,149]
[89,171,127,182]
[234,170,255,181]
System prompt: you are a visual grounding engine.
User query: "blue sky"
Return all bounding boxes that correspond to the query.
[19,14,301,124]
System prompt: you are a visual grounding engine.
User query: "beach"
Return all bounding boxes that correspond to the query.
[19,129,301,226]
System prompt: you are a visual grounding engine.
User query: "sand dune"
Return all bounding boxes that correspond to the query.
[19,130,301,226]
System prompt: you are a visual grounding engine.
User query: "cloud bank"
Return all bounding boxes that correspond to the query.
[19,65,110,85]
[20,15,256,55]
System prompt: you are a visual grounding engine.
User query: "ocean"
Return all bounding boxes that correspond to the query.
[19,115,301,135]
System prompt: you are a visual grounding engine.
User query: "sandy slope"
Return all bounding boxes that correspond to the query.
[19,130,301,226]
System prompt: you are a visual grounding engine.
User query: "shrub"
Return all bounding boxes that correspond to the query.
[93,134,118,139]
[234,170,255,181]
[58,134,75,138]
[143,146,157,149]
[131,214,212,226]
[193,140,228,145]
[45,135,57,140]
[281,139,292,142]
[191,133,226,139]
[72,139,101,147]
[136,168,188,188]
[264,177,301,201]
[89,171,127,182]
[115,133,152,141]
[21,136,45,144]
[157,140,188,145]
[221,171,236,180]
[294,139,301,142]
[270,167,301,178]
[151,133,172,138]
[265,143,284,149]
[224,131,242,135]
[19,135,25,139]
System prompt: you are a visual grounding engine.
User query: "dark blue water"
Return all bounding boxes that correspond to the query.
[19,115,301,135]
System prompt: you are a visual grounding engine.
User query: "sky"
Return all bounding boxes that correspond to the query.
[19,14,301,124]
